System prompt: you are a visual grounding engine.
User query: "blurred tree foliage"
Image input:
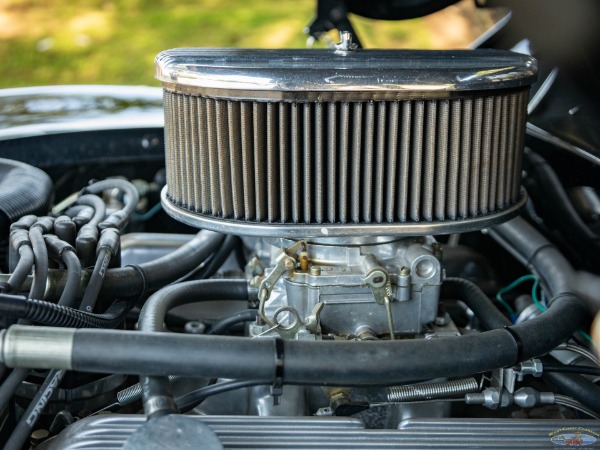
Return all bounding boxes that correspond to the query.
[0,0,498,87]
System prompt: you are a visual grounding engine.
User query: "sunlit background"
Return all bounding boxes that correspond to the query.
[0,0,501,87]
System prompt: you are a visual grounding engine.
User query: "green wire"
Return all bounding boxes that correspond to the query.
[496,274,538,318]
[530,277,546,312]
[578,330,594,344]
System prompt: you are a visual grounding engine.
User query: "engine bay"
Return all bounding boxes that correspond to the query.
[1,3,600,448]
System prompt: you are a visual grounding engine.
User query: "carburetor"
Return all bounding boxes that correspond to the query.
[252,238,442,339]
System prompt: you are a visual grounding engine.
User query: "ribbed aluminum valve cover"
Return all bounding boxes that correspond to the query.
[156,48,536,237]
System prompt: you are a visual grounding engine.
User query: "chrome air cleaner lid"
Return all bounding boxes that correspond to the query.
[155,48,537,101]
[157,48,536,238]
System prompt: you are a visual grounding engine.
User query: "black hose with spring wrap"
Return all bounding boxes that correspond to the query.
[0,294,131,328]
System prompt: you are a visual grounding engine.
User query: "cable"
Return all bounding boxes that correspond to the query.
[560,343,600,367]
[132,202,162,222]
[58,249,82,308]
[40,230,223,301]
[176,379,268,413]
[576,330,594,345]
[5,259,123,450]
[555,394,600,419]
[4,369,66,450]
[542,357,600,413]
[82,179,139,230]
[208,309,258,335]
[28,227,48,300]
[531,277,545,311]
[543,364,600,377]
[6,245,34,294]
[75,194,106,227]
[0,368,29,413]
[79,247,112,313]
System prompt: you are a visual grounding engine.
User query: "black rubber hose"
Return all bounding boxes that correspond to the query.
[489,218,589,356]
[47,278,577,387]
[0,271,566,386]
[28,227,48,300]
[138,279,249,419]
[6,245,34,294]
[441,278,511,330]
[0,293,131,328]
[491,217,581,299]
[524,150,600,269]
[68,328,518,385]
[208,309,258,335]
[139,279,250,332]
[75,194,106,227]
[176,379,268,413]
[197,235,241,279]
[98,230,224,299]
[59,250,82,308]
[516,295,586,360]
[543,364,600,377]
[40,231,223,301]
[442,278,584,360]
[0,158,52,238]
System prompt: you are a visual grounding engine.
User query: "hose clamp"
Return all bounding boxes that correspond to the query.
[144,395,178,419]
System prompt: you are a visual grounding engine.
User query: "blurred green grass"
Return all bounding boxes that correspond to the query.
[0,0,495,88]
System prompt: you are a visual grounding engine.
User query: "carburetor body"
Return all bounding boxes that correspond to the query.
[254,238,442,338]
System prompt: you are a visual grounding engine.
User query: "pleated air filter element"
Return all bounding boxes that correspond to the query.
[156,48,536,238]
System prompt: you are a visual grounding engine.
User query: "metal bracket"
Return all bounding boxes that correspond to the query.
[305,302,324,335]
[258,241,306,331]
[361,254,395,339]
[361,254,392,306]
